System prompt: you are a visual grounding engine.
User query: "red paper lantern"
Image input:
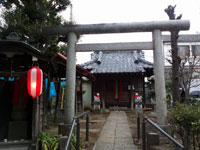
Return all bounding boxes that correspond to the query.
[27,66,43,99]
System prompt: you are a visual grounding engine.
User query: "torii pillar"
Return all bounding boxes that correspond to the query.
[153,30,167,124]
[65,32,77,124]
[42,20,190,126]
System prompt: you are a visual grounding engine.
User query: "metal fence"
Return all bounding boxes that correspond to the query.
[137,112,184,150]
[65,111,90,150]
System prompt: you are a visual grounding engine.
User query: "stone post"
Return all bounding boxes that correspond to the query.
[59,136,68,150]
[130,79,134,111]
[31,97,40,150]
[152,29,167,125]
[64,32,77,124]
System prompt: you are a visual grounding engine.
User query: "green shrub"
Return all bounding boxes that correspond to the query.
[169,102,200,150]
[38,132,61,150]
[70,134,83,150]
[38,132,83,150]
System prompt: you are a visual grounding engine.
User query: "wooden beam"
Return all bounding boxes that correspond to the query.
[0,71,27,77]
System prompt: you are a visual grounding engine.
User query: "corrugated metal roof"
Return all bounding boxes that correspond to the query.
[81,50,153,74]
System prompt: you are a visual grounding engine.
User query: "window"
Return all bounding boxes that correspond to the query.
[133,78,143,91]
[192,45,200,56]
[178,45,190,58]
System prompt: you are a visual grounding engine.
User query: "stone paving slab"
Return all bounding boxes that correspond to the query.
[100,131,115,137]
[98,137,115,143]
[80,128,100,132]
[94,142,114,150]
[80,120,105,123]
[114,143,135,149]
[114,137,134,144]
[93,111,137,150]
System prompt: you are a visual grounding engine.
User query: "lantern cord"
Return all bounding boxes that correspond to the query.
[10,58,13,77]
[32,61,39,67]
[61,87,65,109]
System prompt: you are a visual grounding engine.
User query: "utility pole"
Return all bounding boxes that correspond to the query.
[70,3,73,22]
[165,5,182,104]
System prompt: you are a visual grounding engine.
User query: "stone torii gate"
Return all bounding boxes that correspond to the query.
[42,20,190,127]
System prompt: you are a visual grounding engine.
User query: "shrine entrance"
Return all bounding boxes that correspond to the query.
[42,20,190,125]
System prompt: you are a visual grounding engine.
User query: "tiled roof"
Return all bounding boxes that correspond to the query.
[81,50,153,74]
[162,34,200,43]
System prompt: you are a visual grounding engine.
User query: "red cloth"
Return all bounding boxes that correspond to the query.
[12,78,28,104]
[96,96,100,99]
[120,79,122,99]
[136,95,139,98]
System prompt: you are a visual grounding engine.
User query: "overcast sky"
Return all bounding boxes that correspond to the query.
[61,0,200,64]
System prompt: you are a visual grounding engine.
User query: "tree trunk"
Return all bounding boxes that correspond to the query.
[184,129,191,150]
[193,132,196,150]
[165,5,182,104]
[171,31,180,103]
[185,88,190,104]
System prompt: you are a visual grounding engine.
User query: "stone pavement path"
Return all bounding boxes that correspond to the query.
[93,111,137,150]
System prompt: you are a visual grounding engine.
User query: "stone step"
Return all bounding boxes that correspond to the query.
[80,120,105,123]
[0,141,31,150]
[150,145,176,150]
[80,129,100,132]
[109,106,128,111]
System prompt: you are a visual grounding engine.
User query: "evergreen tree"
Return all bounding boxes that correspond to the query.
[0,0,71,53]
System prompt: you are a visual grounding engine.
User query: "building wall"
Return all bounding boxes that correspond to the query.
[82,80,92,108]
[163,41,200,93]
[92,74,145,107]
[163,41,200,66]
